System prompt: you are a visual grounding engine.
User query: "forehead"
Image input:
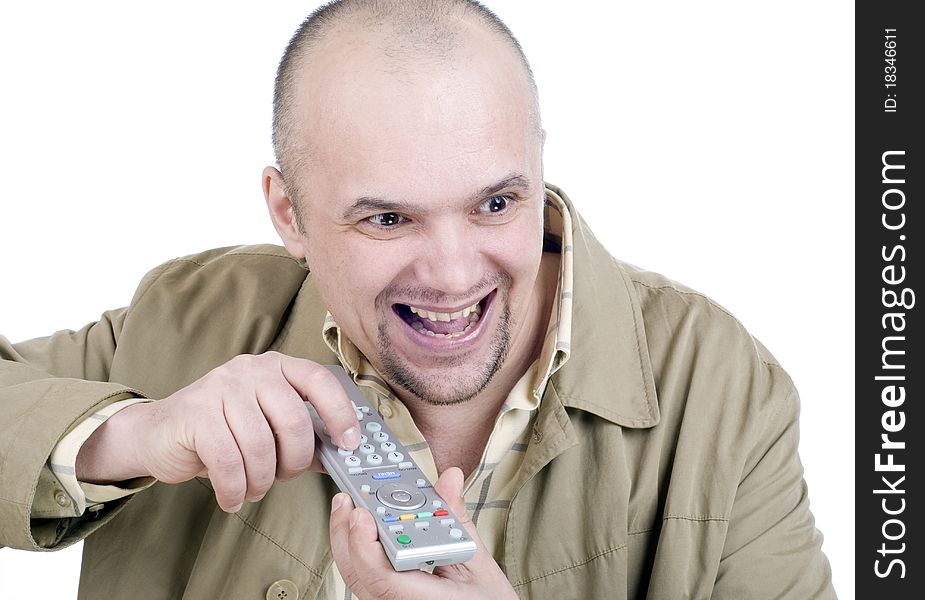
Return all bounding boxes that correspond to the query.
[290,23,539,209]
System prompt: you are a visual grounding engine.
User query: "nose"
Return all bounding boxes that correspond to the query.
[415,218,483,298]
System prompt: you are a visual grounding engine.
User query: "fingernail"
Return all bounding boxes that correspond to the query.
[349,509,359,529]
[342,426,360,449]
[332,493,346,512]
[229,503,242,513]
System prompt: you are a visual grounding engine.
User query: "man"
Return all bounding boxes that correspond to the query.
[0,1,836,598]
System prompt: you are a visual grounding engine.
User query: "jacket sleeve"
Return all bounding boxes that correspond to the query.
[0,309,147,551]
[712,381,838,599]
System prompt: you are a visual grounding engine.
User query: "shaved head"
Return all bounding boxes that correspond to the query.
[271,0,541,211]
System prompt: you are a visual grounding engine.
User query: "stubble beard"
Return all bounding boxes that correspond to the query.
[377,303,512,406]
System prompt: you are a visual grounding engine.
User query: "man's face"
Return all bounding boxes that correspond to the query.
[286,30,546,405]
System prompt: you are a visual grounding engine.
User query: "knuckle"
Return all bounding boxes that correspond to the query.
[211,452,242,475]
[278,414,314,438]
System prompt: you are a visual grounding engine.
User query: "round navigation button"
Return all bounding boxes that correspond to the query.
[391,490,412,503]
[375,483,426,511]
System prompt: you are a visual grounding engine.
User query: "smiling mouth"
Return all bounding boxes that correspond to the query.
[393,291,495,339]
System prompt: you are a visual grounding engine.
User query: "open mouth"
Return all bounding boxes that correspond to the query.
[392,290,495,340]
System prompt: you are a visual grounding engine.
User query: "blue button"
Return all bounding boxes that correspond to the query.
[382,515,399,523]
[373,471,400,480]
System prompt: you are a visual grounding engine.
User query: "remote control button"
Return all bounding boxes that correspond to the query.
[416,479,427,488]
[440,518,455,526]
[344,455,361,467]
[432,500,442,508]
[380,441,397,452]
[376,506,385,515]
[387,452,404,463]
[365,422,382,433]
[355,409,364,421]
[375,483,427,510]
[433,509,449,517]
[388,524,404,533]
[348,467,363,475]
[399,514,415,521]
[366,453,383,466]
[382,515,399,523]
[414,521,430,529]
[373,431,389,442]
[360,435,368,444]
[391,490,413,503]
[397,534,412,545]
[449,528,463,539]
[417,512,433,519]
[372,471,401,480]
[398,462,413,469]
[360,406,371,414]
[361,484,371,494]
[359,443,376,455]
[337,447,354,456]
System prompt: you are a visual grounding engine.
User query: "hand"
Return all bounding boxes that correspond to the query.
[329,467,519,600]
[76,352,360,512]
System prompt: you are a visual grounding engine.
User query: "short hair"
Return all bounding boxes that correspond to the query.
[271,0,540,207]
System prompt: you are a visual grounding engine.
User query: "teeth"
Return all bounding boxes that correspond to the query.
[409,300,481,322]
[411,321,476,339]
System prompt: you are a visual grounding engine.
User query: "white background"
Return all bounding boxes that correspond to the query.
[0,1,853,598]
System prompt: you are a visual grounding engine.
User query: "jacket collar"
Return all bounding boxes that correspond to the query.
[545,184,659,429]
[272,183,660,429]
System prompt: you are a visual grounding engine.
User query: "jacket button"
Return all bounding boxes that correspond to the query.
[266,579,299,600]
[54,490,70,507]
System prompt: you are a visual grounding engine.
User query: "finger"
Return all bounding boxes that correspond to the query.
[431,467,497,574]
[194,414,247,512]
[433,467,471,528]
[222,389,278,502]
[276,356,361,450]
[329,493,365,596]
[253,373,316,480]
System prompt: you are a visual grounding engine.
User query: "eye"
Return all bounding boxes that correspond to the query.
[476,195,512,214]
[367,212,406,227]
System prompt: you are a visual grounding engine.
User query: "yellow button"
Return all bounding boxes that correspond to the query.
[266,579,298,600]
[380,403,393,418]
[399,513,415,521]
[54,490,70,507]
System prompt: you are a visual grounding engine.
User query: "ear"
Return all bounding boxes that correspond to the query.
[263,166,307,259]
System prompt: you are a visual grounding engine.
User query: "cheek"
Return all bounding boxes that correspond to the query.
[308,241,400,313]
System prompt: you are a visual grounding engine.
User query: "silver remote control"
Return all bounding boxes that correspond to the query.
[306,365,477,572]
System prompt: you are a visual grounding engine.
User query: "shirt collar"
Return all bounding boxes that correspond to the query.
[544,183,659,428]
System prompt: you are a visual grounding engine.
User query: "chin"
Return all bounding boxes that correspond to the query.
[377,304,512,406]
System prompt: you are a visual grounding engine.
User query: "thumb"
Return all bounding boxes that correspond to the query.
[433,466,483,544]
[433,466,467,521]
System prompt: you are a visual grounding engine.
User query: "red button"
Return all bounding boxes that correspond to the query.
[433,509,449,517]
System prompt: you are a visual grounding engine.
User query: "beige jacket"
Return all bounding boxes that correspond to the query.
[0,185,835,599]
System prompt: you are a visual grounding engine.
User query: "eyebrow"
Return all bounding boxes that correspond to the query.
[340,173,533,221]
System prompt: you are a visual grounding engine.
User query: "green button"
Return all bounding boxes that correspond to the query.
[417,512,433,519]
[397,534,412,545]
